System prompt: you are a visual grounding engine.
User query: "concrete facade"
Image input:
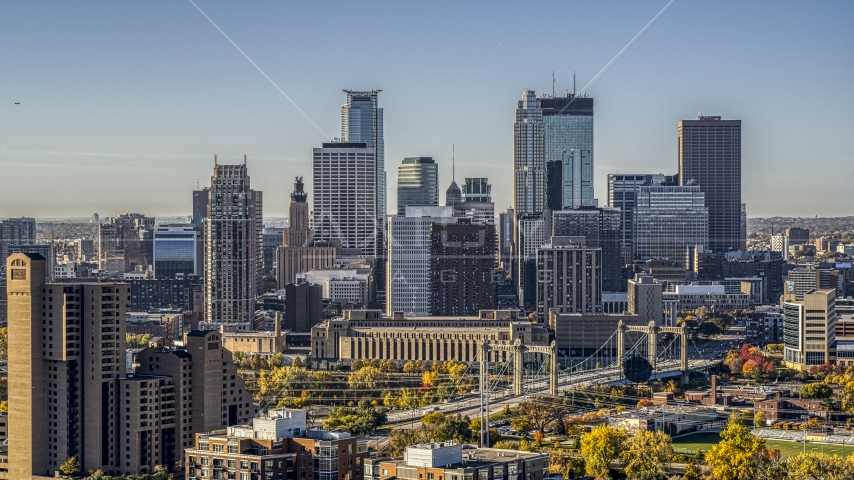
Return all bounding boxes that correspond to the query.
[311,310,549,364]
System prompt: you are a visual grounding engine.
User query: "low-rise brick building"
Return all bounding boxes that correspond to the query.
[186,407,369,480]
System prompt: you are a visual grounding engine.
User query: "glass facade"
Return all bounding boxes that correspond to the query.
[633,185,708,268]
[541,96,594,208]
[607,174,665,251]
[462,178,491,202]
[342,90,385,220]
[396,157,438,215]
[153,227,200,279]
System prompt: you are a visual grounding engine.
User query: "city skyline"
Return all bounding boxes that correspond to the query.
[2,1,853,218]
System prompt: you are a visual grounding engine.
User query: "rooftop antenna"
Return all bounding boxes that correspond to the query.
[244,154,247,165]
[214,154,217,165]
[552,71,555,97]
[573,72,576,96]
[452,144,456,183]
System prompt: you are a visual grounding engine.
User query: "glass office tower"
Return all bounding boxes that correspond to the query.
[153,225,201,279]
[397,157,439,215]
[541,95,594,208]
[342,90,385,221]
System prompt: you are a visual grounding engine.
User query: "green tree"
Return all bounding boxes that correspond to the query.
[705,416,771,480]
[801,382,833,399]
[698,321,723,337]
[580,425,627,479]
[323,401,387,435]
[59,455,80,475]
[125,332,153,348]
[621,429,672,480]
[269,352,284,368]
[515,396,558,434]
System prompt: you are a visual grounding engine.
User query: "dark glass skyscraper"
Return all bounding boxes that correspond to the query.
[541,95,594,208]
[678,116,743,253]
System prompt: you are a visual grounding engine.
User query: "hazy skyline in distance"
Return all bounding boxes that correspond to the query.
[1,1,852,219]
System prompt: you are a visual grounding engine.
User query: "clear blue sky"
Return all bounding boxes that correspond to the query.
[1,1,852,219]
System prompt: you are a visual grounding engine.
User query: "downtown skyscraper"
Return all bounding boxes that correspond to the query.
[342,90,386,223]
[203,159,263,328]
[514,90,546,216]
[541,94,595,208]
[312,142,379,256]
[513,91,545,307]
[678,115,743,253]
[396,157,439,214]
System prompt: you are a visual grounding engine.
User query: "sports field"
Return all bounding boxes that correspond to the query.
[672,432,854,458]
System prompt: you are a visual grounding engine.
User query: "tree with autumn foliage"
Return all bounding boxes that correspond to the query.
[705,415,776,480]
[580,425,627,479]
[620,429,672,480]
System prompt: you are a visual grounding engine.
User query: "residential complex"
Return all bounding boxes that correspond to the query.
[204,162,263,329]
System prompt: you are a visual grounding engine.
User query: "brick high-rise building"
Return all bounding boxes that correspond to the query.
[204,160,263,328]
[5,253,256,477]
[678,116,743,253]
[7,252,130,476]
[429,220,496,316]
[135,330,256,469]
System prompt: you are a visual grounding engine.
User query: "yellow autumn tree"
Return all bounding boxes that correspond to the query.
[580,425,627,479]
[705,416,771,480]
[621,429,672,480]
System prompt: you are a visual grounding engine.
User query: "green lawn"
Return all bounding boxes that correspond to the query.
[672,432,854,458]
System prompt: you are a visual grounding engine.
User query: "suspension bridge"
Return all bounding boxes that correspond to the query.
[382,320,728,445]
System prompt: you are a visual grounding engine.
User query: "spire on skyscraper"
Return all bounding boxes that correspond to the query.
[445,144,461,206]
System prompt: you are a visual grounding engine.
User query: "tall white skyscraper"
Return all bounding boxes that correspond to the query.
[386,205,456,316]
[204,160,263,328]
[313,142,379,256]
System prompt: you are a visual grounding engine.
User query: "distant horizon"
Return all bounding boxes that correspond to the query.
[23,214,854,223]
[2,2,853,218]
